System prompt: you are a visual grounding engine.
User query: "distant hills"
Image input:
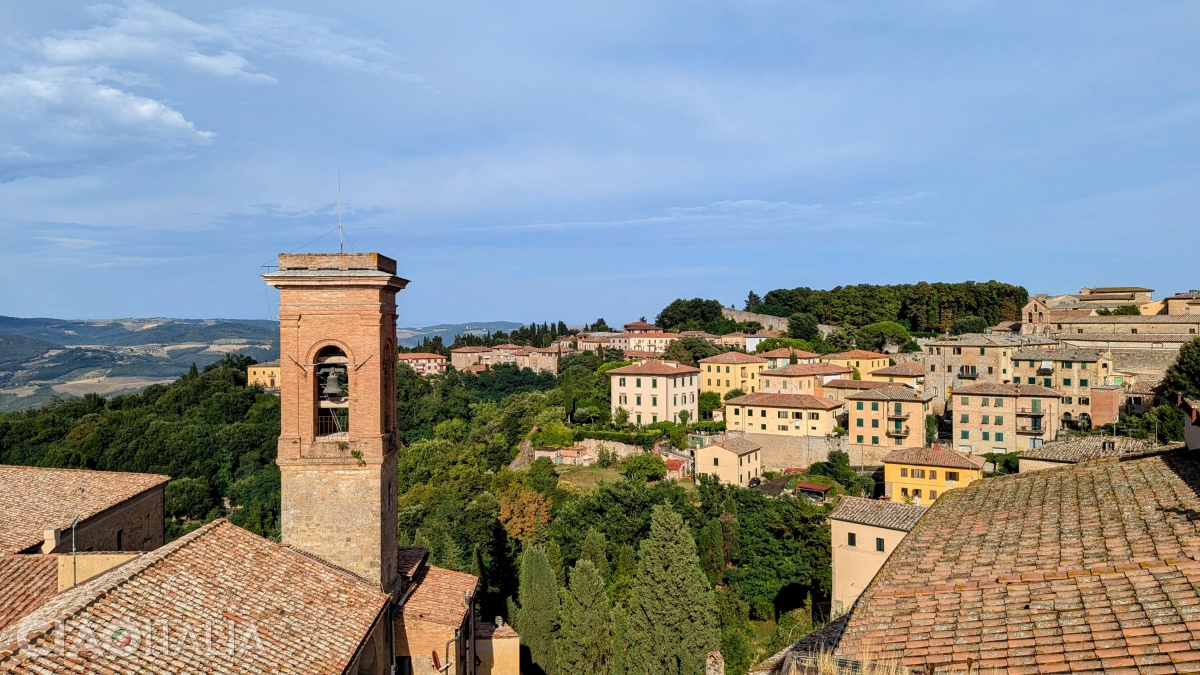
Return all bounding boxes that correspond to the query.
[0,316,524,412]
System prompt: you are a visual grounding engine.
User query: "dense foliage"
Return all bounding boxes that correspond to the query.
[1162,336,1200,400]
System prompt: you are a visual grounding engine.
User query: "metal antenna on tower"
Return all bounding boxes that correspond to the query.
[338,173,344,254]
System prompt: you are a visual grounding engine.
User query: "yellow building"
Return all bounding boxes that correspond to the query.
[758,363,852,397]
[699,351,769,397]
[694,436,763,486]
[723,393,844,437]
[821,350,890,377]
[247,360,280,390]
[882,446,984,505]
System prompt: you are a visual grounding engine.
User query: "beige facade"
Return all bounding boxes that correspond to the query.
[866,361,926,390]
[695,436,763,486]
[922,333,1058,400]
[609,321,678,354]
[397,352,448,376]
[724,393,843,438]
[475,622,520,675]
[248,360,280,390]
[952,382,1061,454]
[609,359,700,425]
[699,352,769,397]
[759,347,821,369]
[1020,311,1200,349]
[1010,348,1114,430]
[1161,292,1200,316]
[449,346,558,374]
[828,497,926,615]
[758,363,852,397]
[846,387,935,457]
[821,350,890,376]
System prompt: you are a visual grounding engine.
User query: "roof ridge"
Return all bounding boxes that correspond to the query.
[281,542,388,591]
[0,518,225,659]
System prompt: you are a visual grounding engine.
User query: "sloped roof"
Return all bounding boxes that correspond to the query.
[846,386,931,402]
[869,361,925,377]
[829,449,1200,671]
[397,352,446,360]
[821,379,891,390]
[397,546,428,579]
[0,466,170,555]
[0,555,57,632]
[474,621,519,639]
[713,436,761,455]
[0,520,390,673]
[251,360,280,367]
[698,352,767,364]
[828,497,927,532]
[1011,347,1107,362]
[952,382,1061,397]
[760,363,851,377]
[724,393,843,410]
[606,359,700,376]
[1020,436,1178,464]
[882,446,985,470]
[759,348,821,360]
[401,565,478,627]
[821,350,889,360]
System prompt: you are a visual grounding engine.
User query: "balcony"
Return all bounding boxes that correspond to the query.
[1016,425,1045,435]
[958,371,979,380]
[887,411,911,421]
[886,426,911,438]
[1016,407,1045,416]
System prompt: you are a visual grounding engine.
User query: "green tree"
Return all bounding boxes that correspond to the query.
[164,476,214,520]
[620,453,667,482]
[508,545,560,675]
[611,603,630,675]
[744,292,762,312]
[662,336,723,367]
[580,527,610,580]
[949,315,988,335]
[556,560,613,675]
[824,327,857,352]
[1097,305,1141,316]
[856,321,910,352]
[613,407,630,428]
[1162,336,1200,400]
[787,312,820,341]
[699,391,722,420]
[625,505,719,675]
[677,409,691,426]
[925,414,939,446]
[723,388,745,402]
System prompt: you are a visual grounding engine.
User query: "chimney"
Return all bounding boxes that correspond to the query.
[42,527,62,554]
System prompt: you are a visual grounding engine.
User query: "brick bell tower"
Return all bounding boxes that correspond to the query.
[264,253,408,592]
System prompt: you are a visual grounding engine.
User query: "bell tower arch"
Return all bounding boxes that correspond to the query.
[264,252,408,591]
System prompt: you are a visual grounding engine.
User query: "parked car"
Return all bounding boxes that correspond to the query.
[748,476,762,488]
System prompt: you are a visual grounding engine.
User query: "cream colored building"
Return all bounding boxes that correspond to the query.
[882,446,984,505]
[820,379,892,403]
[724,393,844,437]
[759,347,821,369]
[952,382,1061,454]
[397,352,448,376]
[449,346,558,374]
[474,620,520,675]
[867,361,926,390]
[758,363,852,397]
[695,436,763,486]
[829,497,926,615]
[821,350,890,377]
[1010,347,1114,430]
[608,359,700,426]
[699,352,769,397]
[248,360,281,390]
[847,386,936,460]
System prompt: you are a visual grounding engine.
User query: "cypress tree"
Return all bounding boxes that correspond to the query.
[625,505,719,675]
[440,532,463,571]
[697,519,725,586]
[580,527,610,581]
[610,602,630,675]
[507,546,559,675]
[555,560,612,675]
[545,539,567,588]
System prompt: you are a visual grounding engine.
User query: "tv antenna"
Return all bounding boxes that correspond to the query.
[338,173,344,254]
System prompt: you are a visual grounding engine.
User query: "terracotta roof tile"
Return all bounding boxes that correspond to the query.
[0,466,169,555]
[1012,348,1107,362]
[713,436,761,455]
[397,546,428,579]
[847,386,932,402]
[953,382,1061,397]
[822,350,890,360]
[1020,437,1181,464]
[401,565,478,627]
[0,520,389,673]
[397,353,446,360]
[606,359,700,376]
[823,448,1200,672]
[821,379,892,390]
[698,352,767,364]
[828,497,927,532]
[0,556,57,632]
[870,361,926,377]
[882,446,986,470]
[759,348,821,360]
[474,621,519,639]
[724,393,843,410]
[761,363,851,377]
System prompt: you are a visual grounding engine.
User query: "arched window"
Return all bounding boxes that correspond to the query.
[315,346,349,436]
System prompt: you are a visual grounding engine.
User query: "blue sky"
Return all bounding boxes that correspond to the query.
[1,1,1196,326]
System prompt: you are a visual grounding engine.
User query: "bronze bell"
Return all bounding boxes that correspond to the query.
[322,370,342,396]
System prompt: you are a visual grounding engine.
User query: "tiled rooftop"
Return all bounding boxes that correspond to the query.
[474,621,519,639]
[0,466,170,555]
[397,353,446,360]
[714,436,761,455]
[827,448,1200,672]
[828,496,927,533]
[397,546,428,579]
[0,556,57,632]
[882,446,986,470]
[822,350,890,360]
[698,352,768,364]
[606,359,700,376]
[821,379,891,390]
[760,363,851,377]
[929,334,1058,347]
[0,520,390,673]
[1020,436,1179,464]
[724,393,844,410]
[401,565,478,627]
[1012,347,1107,362]
[846,385,931,402]
[869,361,926,377]
[952,382,1061,397]
[759,348,821,360]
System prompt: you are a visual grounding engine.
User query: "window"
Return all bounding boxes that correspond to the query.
[707,379,712,386]
[994,415,1003,425]
[994,398,1003,407]
[876,538,885,552]
[1027,377,1035,384]
[960,413,969,423]
[619,378,626,386]
[848,532,857,546]
[929,490,938,500]
[1063,378,1072,386]
[930,365,936,372]
[116,530,124,552]
[636,395,642,405]
[1043,378,1052,387]
[856,435,864,443]
[982,415,990,424]
[871,402,879,411]
[652,415,657,423]
[1062,396,1073,404]
[988,366,994,374]
[960,430,969,440]
[636,378,642,387]
[929,470,937,479]
[901,487,909,497]
[995,432,1004,441]
[713,457,719,465]
[871,419,879,428]
[961,396,969,405]
[652,379,658,388]
[871,436,879,445]
[761,410,767,417]
[946,471,960,481]
[778,411,788,419]
[913,469,925,478]
[734,408,740,415]
[856,402,864,410]
[651,396,657,406]
[1079,397,1090,405]
[900,468,908,477]
[760,424,767,430]
[707,365,712,372]
[636,414,642,424]
[982,431,990,441]
[913,489,922,499]
[809,412,820,420]
[981,398,989,407]
[778,425,788,431]
[1080,379,1088,387]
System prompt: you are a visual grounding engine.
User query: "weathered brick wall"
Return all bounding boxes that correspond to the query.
[394,618,464,675]
[51,486,164,553]
[743,433,841,471]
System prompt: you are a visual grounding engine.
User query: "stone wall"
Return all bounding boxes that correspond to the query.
[48,486,164,554]
[575,437,644,460]
[1113,349,1180,378]
[720,308,789,332]
[743,433,843,471]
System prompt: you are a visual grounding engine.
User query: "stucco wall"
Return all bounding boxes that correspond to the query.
[830,519,907,615]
